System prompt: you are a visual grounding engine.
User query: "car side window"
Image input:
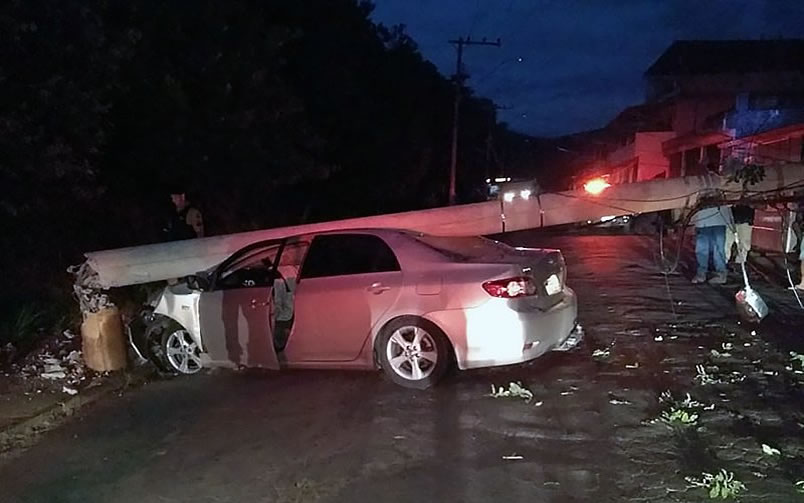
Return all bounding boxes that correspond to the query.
[215,245,280,290]
[299,234,400,279]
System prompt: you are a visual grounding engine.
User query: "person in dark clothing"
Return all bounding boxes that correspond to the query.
[725,204,754,265]
[163,190,204,241]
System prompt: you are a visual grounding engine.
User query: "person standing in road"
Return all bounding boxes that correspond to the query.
[793,201,804,291]
[794,243,804,291]
[164,189,204,241]
[692,205,733,284]
[725,204,754,267]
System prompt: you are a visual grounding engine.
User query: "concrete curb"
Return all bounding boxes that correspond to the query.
[0,370,150,462]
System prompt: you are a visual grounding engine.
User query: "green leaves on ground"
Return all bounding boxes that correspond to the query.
[686,469,746,500]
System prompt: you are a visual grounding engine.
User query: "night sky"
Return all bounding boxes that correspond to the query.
[371,0,804,137]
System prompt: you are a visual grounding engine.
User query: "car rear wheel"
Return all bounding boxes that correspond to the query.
[377,316,451,389]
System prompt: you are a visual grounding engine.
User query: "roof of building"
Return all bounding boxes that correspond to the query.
[645,39,804,76]
[606,102,673,133]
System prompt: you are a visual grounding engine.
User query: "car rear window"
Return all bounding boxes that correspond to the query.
[414,235,511,261]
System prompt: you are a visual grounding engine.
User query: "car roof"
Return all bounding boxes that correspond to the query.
[286,227,425,241]
[283,228,470,267]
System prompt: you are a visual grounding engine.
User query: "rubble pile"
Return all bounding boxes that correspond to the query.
[8,329,101,396]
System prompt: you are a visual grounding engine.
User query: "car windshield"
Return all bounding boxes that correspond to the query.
[414,235,511,261]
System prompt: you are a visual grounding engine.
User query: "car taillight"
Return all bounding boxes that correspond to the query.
[482,277,537,298]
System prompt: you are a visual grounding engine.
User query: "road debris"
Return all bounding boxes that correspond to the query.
[489,382,533,401]
[8,328,90,396]
[502,454,523,460]
[694,364,720,385]
[761,444,781,456]
[592,348,610,358]
[62,386,78,396]
[41,371,67,380]
[625,362,639,369]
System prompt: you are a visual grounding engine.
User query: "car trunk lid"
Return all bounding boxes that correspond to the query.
[415,235,566,311]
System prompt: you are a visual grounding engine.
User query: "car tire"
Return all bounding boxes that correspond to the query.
[144,317,203,375]
[376,316,452,389]
[143,317,173,373]
[160,323,203,375]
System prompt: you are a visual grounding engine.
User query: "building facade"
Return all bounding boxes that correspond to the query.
[572,40,804,189]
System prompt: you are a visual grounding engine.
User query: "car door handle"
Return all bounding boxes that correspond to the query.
[367,282,391,294]
[250,299,269,308]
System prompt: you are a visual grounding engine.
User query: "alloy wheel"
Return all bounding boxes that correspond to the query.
[385,326,438,381]
[165,329,203,374]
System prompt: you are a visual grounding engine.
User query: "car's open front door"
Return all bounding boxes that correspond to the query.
[198,240,286,369]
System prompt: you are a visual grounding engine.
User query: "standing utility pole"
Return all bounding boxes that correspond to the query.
[485,103,511,181]
[448,36,501,205]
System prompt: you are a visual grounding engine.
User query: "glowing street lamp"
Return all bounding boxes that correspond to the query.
[583,177,611,195]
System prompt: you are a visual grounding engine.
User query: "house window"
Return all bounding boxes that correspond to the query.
[683,148,702,175]
[756,138,797,164]
[704,145,721,173]
[669,153,682,178]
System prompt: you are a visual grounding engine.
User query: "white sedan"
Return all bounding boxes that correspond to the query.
[142,229,581,388]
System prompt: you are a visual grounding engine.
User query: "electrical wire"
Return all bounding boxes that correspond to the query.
[657,216,678,319]
[578,179,804,205]
[775,207,804,309]
[553,176,804,287]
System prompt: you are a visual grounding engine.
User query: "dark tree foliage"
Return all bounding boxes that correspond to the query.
[0,0,521,306]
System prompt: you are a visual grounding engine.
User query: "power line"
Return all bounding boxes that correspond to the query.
[448,36,501,205]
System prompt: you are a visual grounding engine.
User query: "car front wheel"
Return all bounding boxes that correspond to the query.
[145,317,203,375]
[161,327,203,375]
[376,316,451,389]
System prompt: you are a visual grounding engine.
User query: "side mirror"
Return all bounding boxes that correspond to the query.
[186,274,210,291]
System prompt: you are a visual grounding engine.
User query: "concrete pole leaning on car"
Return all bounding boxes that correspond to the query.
[78,165,804,290]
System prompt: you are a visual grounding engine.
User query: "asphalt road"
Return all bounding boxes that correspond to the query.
[2,233,803,502]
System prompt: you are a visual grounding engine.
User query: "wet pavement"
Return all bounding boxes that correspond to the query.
[1,233,803,502]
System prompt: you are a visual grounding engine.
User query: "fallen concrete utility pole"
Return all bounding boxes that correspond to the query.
[82,164,804,289]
